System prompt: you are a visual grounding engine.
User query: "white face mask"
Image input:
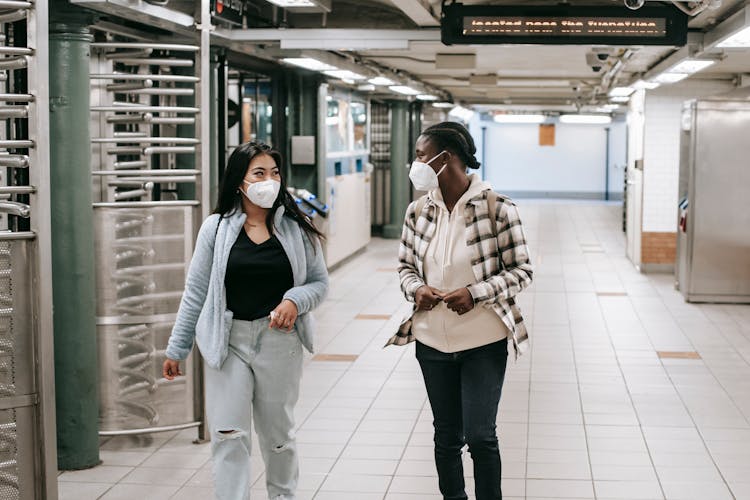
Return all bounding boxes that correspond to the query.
[243,179,281,208]
[409,151,447,191]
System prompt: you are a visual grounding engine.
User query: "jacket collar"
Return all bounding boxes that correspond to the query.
[226,204,287,232]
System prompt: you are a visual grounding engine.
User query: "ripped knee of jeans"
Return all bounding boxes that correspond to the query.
[271,441,293,454]
[214,429,247,441]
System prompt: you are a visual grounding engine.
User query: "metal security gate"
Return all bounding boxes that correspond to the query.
[0,0,56,498]
[370,102,390,231]
[89,38,206,436]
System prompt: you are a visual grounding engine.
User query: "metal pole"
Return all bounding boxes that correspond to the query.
[48,4,100,470]
[316,83,328,201]
[195,0,212,442]
[382,100,410,239]
[28,0,59,495]
[198,0,211,221]
[605,126,611,201]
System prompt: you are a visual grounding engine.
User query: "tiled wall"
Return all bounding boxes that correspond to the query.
[641,80,733,233]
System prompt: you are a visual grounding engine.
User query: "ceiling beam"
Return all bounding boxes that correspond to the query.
[214,28,440,50]
[389,0,440,27]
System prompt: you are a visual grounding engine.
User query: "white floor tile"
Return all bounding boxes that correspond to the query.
[593,480,664,499]
[99,483,180,500]
[57,482,112,500]
[319,473,392,493]
[526,479,595,498]
[119,466,196,486]
[58,465,133,484]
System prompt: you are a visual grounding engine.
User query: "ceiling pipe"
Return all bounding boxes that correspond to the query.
[589,49,634,104]
[670,0,721,17]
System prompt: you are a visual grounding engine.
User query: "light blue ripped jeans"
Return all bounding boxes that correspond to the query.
[205,317,304,500]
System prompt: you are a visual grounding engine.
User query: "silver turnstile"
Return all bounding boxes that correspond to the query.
[95,204,197,434]
[0,0,57,498]
[90,40,206,436]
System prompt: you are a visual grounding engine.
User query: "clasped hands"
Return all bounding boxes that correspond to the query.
[415,285,475,316]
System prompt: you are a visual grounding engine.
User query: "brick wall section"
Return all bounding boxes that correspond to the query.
[642,231,677,264]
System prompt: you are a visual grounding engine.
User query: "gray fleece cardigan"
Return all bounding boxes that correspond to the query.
[165,206,329,369]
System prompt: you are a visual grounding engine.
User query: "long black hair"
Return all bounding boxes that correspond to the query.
[214,142,324,241]
[422,121,481,170]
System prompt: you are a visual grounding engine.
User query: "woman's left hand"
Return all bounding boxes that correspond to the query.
[269,299,298,332]
[444,288,475,316]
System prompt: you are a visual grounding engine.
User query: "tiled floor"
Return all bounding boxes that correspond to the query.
[58,201,750,500]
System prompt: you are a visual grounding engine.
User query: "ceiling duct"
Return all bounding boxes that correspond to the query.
[469,74,497,86]
[436,53,476,70]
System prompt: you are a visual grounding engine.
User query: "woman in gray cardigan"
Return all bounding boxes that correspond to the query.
[163,142,329,500]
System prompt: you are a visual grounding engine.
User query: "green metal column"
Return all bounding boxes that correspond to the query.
[383,100,411,239]
[48,4,99,470]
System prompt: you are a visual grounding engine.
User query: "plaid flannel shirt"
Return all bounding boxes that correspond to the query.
[385,189,533,358]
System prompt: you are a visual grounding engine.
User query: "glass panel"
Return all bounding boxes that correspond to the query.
[351,101,368,151]
[326,98,349,153]
[242,76,273,147]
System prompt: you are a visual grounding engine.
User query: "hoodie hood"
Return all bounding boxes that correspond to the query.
[429,173,492,212]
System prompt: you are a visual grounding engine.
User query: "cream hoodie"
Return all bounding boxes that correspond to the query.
[412,174,509,353]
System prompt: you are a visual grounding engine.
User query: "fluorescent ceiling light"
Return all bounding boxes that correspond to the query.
[368,76,396,86]
[717,25,750,48]
[633,80,660,90]
[417,94,439,101]
[559,114,612,124]
[609,86,635,97]
[668,59,716,74]
[493,114,545,124]
[651,72,689,84]
[266,0,316,6]
[324,70,366,80]
[448,105,475,122]
[610,96,631,103]
[432,102,454,108]
[282,57,337,72]
[357,84,376,92]
[598,104,621,112]
[389,85,421,95]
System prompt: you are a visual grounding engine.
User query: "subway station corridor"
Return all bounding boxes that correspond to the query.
[56,201,750,500]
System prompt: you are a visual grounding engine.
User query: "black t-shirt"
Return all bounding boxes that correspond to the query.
[225,230,294,321]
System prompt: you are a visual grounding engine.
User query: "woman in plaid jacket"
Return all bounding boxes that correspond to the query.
[386,122,533,500]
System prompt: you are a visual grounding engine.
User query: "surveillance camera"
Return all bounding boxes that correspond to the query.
[624,0,645,10]
[586,52,606,72]
[597,52,610,61]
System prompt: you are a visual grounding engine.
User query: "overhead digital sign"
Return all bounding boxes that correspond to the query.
[441,4,688,46]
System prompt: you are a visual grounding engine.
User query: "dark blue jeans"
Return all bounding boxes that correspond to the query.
[416,339,509,500]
